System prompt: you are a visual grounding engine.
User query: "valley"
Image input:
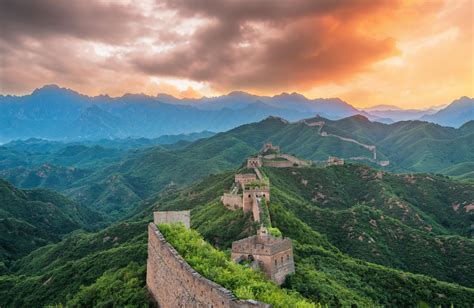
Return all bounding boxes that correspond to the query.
[1,130,473,306]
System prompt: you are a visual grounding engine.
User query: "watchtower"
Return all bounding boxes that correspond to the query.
[247,157,262,168]
[231,233,295,285]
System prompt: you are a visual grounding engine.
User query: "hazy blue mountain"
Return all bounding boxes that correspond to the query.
[1,85,470,142]
[157,91,365,117]
[365,108,438,121]
[0,86,320,141]
[362,98,473,125]
[421,96,474,127]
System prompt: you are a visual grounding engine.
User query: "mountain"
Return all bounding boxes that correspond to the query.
[0,179,103,266]
[365,108,438,121]
[1,86,470,142]
[2,163,473,307]
[0,85,319,141]
[1,115,471,220]
[421,96,474,127]
[0,164,92,191]
[364,104,403,111]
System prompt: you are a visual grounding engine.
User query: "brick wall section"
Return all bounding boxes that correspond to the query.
[235,174,257,186]
[263,160,294,168]
[243,187,270,215]
[263,154,311,167]
[222,193,243,210]
[253,168,264,181]
[147,223,270,308]
[231,235,295,285]
[247,157,263,168]
[154,211,191,228]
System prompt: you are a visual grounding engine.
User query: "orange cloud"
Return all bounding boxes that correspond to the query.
[0,0,471,108]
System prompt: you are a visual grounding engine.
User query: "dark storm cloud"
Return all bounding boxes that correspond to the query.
[131,0,400,91]
[0,0,146,44]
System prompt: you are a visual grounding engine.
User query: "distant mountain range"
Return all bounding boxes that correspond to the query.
[0,85,472,142]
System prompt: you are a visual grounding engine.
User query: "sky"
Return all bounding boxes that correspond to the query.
[0,0,472,109]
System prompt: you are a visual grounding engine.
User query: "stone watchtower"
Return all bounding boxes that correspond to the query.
[231,232,295,285]
[247,157,262,168]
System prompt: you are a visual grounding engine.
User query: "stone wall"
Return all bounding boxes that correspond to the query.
[263,160,294,168]
[247,157,263,168]
[263,154,311,168]
[154,211,191,228]
[222,193,243,210]
[252,196,262,222]
[327,156,344,166]
[231,234,295,285]
[147,223,270,308]
[243,187,270,215]
[235,174,257,186]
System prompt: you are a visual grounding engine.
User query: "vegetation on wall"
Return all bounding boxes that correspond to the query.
[159,223,318,307]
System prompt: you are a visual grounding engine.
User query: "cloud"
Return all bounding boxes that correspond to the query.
[0,0,470,107]
[0,0,148,44]
[131,0,400,92]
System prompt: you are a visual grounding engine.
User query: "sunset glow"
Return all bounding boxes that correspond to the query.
[0,0,472,108]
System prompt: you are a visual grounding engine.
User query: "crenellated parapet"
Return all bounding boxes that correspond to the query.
[231,233,295,285]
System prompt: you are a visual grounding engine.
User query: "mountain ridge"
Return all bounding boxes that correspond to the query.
[1,85,471,143]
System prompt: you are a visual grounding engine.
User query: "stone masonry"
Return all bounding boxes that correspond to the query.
[146,223,270,307]
[154,210,191,229]
[247,157,263,168]
[235,173,257,186]
[262,142,280,154]
[231,232,295,285]
[327,156,344,166]
[221,143,296,285]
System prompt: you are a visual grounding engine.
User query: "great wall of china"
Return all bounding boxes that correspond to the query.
[146,138,389,305]
[301,118,390,167]
[147,220,269,307]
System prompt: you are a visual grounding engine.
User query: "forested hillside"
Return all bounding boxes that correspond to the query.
[1,116,472,221]
[0,179,103,268]
[2,163,473,307]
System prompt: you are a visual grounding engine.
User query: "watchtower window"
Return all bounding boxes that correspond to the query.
[274,259,277,266]
[287,255,289,261]
[281,256,283,263]
[248,194,251,198]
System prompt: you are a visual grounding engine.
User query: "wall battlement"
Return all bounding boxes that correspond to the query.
[231,234,295,285]
[247,157,263,168]
[147,223,270,308]
[154,210,191,228]
[235,173,257,187]
[222,193,243,210]
[231,235,292,256]
[222,143,296,285]
[262,153,311,168]
[327,156,345,166]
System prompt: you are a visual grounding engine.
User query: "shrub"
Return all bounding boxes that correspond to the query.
[159,223,318,307]
[268,227,282,238]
